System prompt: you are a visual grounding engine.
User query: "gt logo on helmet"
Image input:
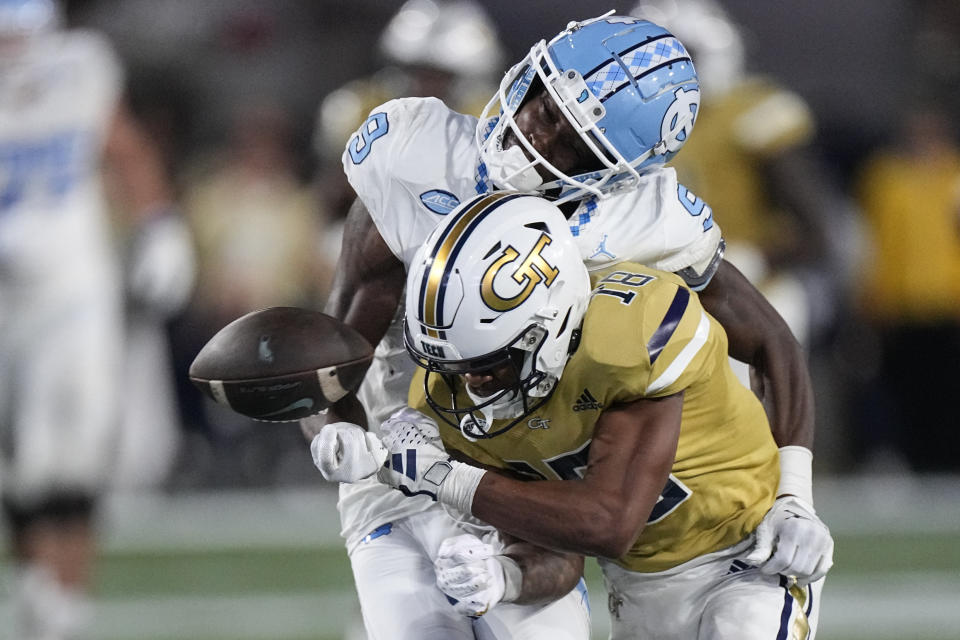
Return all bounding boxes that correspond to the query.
[480,234,558,312]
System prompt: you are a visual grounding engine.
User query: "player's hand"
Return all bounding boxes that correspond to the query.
[744,495,834,584]
[310,422,387,483]
[127,212,195,315]
[376,408,453,500]
[435,533,507,617]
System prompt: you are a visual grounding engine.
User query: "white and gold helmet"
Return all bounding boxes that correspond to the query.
[404,192,590,438]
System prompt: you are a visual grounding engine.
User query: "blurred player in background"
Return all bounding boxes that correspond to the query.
[314,0,504,231]
[853,102,960,471]
[307,12,830,638]
[633,0,859,365]
[371,192,828,638]
[176,103,329,486]
[0,1,193,637]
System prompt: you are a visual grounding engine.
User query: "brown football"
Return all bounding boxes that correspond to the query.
[189,307,374,422]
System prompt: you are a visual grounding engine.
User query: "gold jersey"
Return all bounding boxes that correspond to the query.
[409,262,778,572]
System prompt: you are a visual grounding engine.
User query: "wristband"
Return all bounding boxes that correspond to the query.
[777,446,814,505]
[437,461,487,514]
[497,555,523,602]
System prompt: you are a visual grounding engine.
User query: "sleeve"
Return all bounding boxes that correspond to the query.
[584,267,719,401]
[643,168,724,288]
[341,97,454,264]
[637,284,715,397]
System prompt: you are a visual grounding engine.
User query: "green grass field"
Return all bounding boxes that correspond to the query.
[3,477,959,639]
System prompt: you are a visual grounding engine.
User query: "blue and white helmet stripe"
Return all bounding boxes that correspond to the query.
[583,37,690,100]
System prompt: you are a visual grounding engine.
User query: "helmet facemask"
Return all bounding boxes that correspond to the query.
[405,321,569,439]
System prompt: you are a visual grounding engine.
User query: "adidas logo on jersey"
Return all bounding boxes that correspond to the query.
[573,389,603,412]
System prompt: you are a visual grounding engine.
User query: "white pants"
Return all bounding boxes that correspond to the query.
[0,281,122,505]
[349,507,591,640]
[600,537,823,640]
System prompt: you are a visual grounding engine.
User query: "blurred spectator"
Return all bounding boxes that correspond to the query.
[0,1,193,638]
[313,0,504,227]
[851,102,960,472]
[172,103,331,486]
[633,0,860,362]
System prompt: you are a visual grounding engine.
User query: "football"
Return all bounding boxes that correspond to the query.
[189,307,374,422]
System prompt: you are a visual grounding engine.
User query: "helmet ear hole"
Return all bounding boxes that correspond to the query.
[557,308,571,337]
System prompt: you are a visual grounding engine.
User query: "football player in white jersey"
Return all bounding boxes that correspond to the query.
[307,12,830,637]
[0,2,193,638]
[366,192,828,638]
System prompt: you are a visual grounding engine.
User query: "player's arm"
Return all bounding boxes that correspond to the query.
[385,393,683,559]
[699,260,832,583]
[443,450,585,605]
[102,100,173,218]
[305,197,405,432]
[470,394,682,557]
[697,259,814,449]
[499,533,584,605]
[102,100,195,314]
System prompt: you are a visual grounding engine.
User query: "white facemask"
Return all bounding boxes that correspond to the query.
[482,144,544,192]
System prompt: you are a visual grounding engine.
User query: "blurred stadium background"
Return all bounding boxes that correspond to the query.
[3,0,960,638]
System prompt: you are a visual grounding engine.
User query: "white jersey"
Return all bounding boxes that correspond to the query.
[0,30,125,504]
[339,97,722,547]
[0,30,122,292]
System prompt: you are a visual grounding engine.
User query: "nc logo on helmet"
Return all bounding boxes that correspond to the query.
[480,233,558,312]
[660,87,700,154]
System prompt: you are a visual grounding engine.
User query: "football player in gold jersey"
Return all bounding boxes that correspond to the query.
[361,192,832,638]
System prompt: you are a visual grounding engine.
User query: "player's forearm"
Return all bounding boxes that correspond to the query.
[470,474,648,560]
[749,331,815,448]
[699,260,814,448]
[502,539,584,605]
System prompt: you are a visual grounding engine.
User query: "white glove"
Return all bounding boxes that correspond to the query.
[744,495,834,584]
[376,408,455,501]
[310,422,387,483]
[435,533,521,617]
[127,213,196,315]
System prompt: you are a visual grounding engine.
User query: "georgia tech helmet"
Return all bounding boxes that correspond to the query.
[477,11,700,204]
[403,192,591,439]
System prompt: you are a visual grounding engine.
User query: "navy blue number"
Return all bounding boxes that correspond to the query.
[348,112,389,164]
[677,185,714,231]
[593,271,655,305]
[545,440,592,480]
[647,475,692,524]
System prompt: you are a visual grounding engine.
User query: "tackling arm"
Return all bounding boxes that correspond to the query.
[304,197,406,433]
[697,259,814,449]
[444,449,586,605]
[499,533,585,605]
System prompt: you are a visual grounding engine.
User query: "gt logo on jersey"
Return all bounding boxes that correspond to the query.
[660,87,700,153]
[480,233,558,312]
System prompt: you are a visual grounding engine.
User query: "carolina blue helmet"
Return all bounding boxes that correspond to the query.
[477,12,700,203]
